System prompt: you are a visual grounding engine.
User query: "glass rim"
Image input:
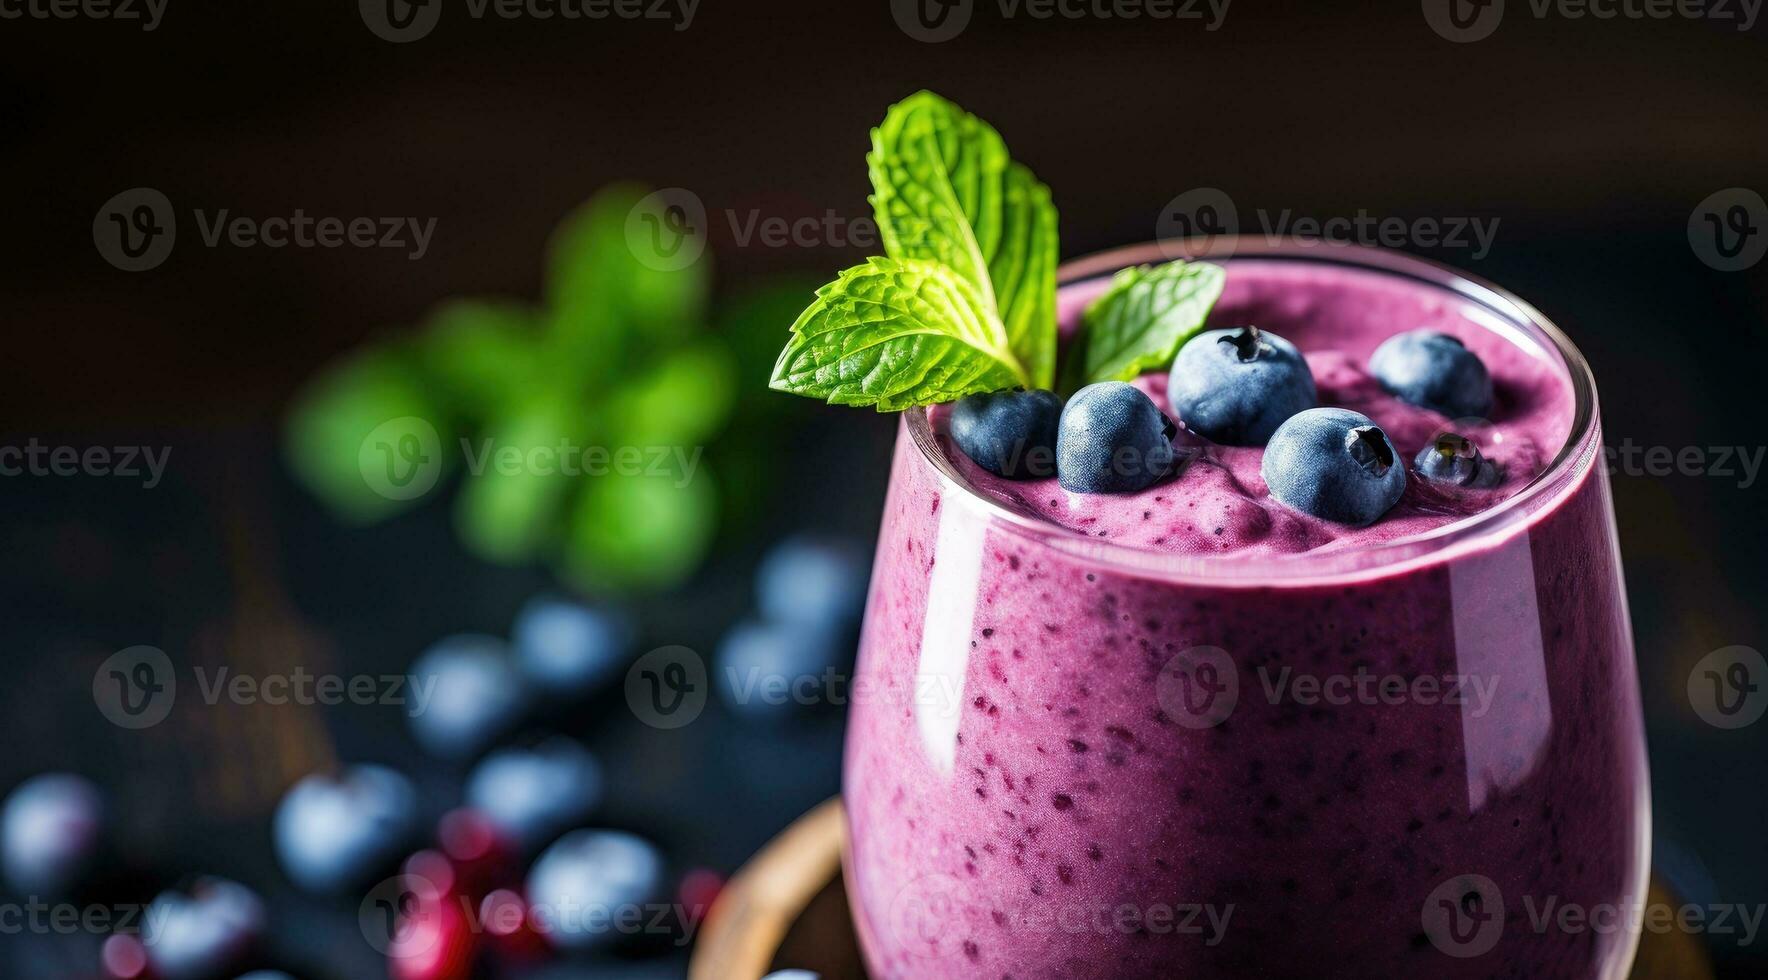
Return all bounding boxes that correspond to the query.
[903,237,1603,586]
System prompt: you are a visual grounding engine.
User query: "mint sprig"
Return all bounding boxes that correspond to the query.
[770,257,1028,410]
[868,91,1058,389]
[1072,260,1227,386]
[769,91,1224,411]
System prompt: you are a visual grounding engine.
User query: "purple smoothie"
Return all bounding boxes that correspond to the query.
[843,247,1649,978]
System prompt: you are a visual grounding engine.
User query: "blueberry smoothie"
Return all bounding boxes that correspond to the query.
[842,247,1649,978]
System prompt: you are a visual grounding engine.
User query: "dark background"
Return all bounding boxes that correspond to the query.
[2,1,1766,977]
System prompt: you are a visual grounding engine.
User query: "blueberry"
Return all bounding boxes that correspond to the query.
[407,635,527,760]
[1369,330,1493,418]
[467,739,603,853]
[142,877,265,980]
[525,830,666,951]
[716,618,848,721]
[1414,432,1502,488]
[512,596,636,699]
[1169,326,1318,445]
[949,389,1062,479]
[273,765,417,894]
[1262,408,1407,526]
[1056,382,1176,493]
[1,773,104,896]
[756,534,870,628]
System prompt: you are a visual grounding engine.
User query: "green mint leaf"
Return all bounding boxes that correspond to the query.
[769,256,1029,411]
[1080,260,1227,385]
[868,91,1059,389]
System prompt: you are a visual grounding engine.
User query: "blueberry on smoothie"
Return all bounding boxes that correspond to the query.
[950,389,1062,479]
[1369,329,1494,418]
[1057,382,1176,493]
[1414,432,1501,488]
[1262,408,1407,526]
[1168,326,1317,446]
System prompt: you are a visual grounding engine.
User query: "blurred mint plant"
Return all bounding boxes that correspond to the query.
[285,183,758,593]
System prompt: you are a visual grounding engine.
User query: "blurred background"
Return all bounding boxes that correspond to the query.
[2,1,1765,977]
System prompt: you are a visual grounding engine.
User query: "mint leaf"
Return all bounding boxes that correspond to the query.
[1080,261,1227,385]
[770,257,1030,410]
[868,91,1059,389]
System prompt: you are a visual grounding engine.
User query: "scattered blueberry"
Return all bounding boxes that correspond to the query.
[1414,432,1501,488]
[716,618,847,721]
[1169,326,1318,445]
[407,635,527,760]
[273,765,417,894]
[1369,329,1494,418]
[950,389,1062,479]
[1262,408,1407,526]
[142,877,265,980]
[512,595,636,699]
[1,773,104,896]
[525,830,666,951]
[756,534,870,628]
[1056,382,1175,493]
[467,739,603,853]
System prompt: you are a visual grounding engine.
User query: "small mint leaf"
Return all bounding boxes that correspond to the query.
[868,91,1059,389]
[769,256,1029,410]
[1081,261,1227,384]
